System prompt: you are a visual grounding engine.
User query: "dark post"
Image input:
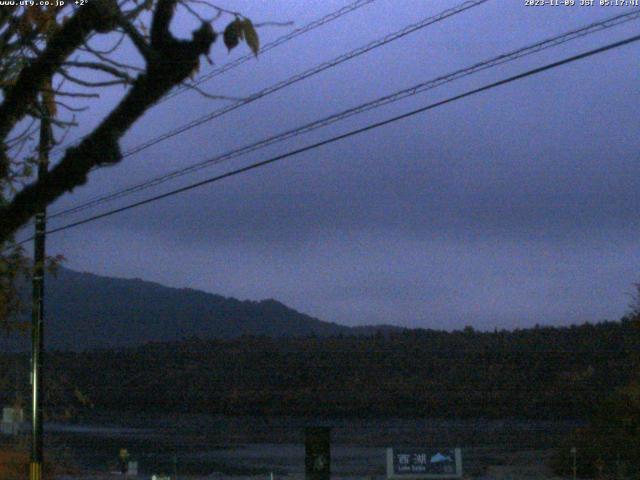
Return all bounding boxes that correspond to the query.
[30,107,51,480]
[305,426,331,480]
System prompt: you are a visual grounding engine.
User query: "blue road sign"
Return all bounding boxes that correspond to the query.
[386,448,462,479]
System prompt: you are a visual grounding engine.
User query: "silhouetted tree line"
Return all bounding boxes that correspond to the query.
[1,318,638,420]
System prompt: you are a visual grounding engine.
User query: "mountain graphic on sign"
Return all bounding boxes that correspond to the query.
[430,453,452,464]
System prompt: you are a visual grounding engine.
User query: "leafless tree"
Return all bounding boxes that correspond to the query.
[0,0,260,323]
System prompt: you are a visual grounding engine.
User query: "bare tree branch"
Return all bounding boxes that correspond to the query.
[52,90,101,99]
[63,60,134,81]
[79,44,144,72]
[179,81,244,101]
[54,101,90,113]
[116,14,154,60]
[0,0,121,143]
[0,3,217,242]
[150,0,177,48]
[59,68,132,87]
[83,30,126,55]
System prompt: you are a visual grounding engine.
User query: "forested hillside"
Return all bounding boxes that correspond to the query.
[2,319,636,420]
[3,267,355,351]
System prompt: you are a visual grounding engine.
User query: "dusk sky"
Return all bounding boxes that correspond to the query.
[19,0,640,330]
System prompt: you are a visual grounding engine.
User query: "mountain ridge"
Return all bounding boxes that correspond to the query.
[3,266,403,351]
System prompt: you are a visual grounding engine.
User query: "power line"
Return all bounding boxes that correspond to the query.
[46,0,490,219]
[112,0,490,159]
[42,0,490,227]
[165,0,378,100]
[48,0,378,157]
[23,32,640,243]
[48,9,640,221]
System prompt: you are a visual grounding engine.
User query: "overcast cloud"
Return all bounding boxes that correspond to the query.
[24,0,640,330]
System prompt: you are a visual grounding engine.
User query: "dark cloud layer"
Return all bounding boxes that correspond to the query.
[34,1,640,330]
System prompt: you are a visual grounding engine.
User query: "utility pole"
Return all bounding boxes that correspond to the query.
[30,101,51,480]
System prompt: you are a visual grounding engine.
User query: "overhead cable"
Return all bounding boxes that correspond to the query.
[24,32,640,242]
[49,9,640,221]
